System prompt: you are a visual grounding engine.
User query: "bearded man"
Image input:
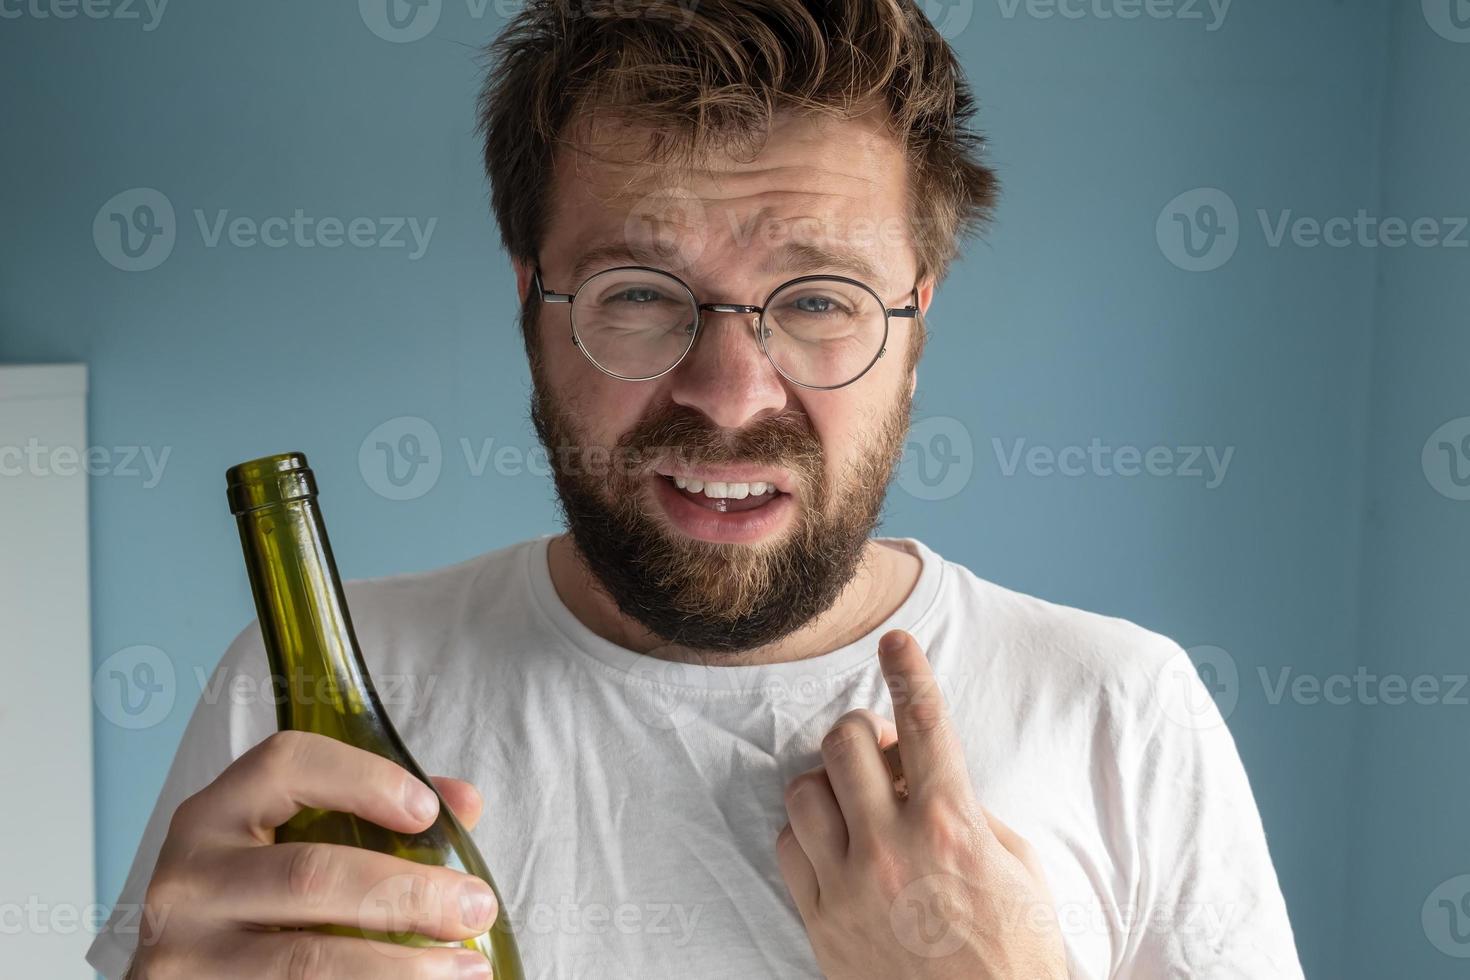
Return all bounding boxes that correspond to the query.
[91,2,1302,978]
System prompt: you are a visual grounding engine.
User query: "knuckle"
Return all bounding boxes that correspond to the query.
[142,865,192,919]
[820,722,865,758]
[165,794,194,833]
[783,771,825,808]
[166,790,209,836]
[141,880,175,923]
[868,853,909,903]
[916,800,973,853]
[260,730,314,775]
[285,844,336,909]
[401,870,443,923]
[903,689,949,733]
[835,707,880,728]
[283,934,328,980]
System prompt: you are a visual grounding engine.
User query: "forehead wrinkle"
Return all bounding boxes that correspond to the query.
[554,154,910,290]
[589,156,883,203]
[709,162,884,193]
[555,110,904,220]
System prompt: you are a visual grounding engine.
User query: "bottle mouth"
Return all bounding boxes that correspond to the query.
[227,452,317,514]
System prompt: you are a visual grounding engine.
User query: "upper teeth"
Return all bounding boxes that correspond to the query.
[671,475,772,498]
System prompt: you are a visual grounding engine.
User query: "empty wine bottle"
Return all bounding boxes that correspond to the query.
[226,451,523,978]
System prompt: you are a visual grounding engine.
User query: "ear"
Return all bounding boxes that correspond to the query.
[914,277,936,317]
[513,257,537,305]
[907,277,936,398]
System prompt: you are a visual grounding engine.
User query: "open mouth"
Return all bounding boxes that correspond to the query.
[660,473,785,513]
[649,468,798,544]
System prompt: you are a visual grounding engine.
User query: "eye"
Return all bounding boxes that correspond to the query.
[792,294,841,315]
[612,286,666,304]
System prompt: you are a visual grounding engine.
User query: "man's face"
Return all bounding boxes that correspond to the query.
[520,109,932,654]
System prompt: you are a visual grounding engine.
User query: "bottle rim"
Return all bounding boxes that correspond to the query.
[226,451,317,514]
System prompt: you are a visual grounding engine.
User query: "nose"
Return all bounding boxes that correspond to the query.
[666,309,790,430]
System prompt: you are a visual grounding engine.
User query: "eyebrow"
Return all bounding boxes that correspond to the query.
[568,241,685,287]
[566,239,886,290]
[760,242,883,284]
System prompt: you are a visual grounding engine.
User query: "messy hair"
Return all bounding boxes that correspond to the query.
[478,0,998,297]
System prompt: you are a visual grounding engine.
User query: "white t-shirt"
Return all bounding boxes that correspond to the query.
[87,536,1303,979]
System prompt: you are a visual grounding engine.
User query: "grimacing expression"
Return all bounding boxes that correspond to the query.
[523,111,931,654]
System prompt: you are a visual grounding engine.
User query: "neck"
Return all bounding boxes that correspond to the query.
[545,532,921,666]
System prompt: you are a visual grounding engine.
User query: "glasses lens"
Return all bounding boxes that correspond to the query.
[571,268,697,380]
[762,278,888,388]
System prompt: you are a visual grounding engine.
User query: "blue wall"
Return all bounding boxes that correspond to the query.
[0,2,1462,976]
[1345,1,1470,975]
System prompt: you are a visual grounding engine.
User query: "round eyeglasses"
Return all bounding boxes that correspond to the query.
[534,265,919,391]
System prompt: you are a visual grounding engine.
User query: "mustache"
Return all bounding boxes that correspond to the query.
[617,402,824,479]
[528,387,826,492]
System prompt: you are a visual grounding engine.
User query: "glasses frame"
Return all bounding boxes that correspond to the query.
[533,265,920,391]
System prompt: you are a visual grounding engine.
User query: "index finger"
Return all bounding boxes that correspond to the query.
[878,629,964,796]
[196,731,441,843]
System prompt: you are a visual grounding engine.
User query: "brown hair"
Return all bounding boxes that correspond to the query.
[478,0,998,295]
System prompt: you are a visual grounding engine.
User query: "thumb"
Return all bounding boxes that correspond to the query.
[429,776,484,831]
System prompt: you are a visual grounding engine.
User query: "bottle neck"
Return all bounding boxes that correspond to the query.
[235,497,376,731]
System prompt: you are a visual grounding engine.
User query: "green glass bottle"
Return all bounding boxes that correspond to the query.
[226,452,523,978]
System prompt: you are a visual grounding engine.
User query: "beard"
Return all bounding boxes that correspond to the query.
[528,366,913,656]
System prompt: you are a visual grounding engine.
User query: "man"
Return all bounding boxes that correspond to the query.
[89,1,1303,977]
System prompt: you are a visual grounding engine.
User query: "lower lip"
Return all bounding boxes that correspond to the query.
[650,475,796,545]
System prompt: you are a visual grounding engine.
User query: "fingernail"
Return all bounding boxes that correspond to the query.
[405,779,438,822]
[455,950,492,978]
[880,630,906,654]
[459,880,497,930]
